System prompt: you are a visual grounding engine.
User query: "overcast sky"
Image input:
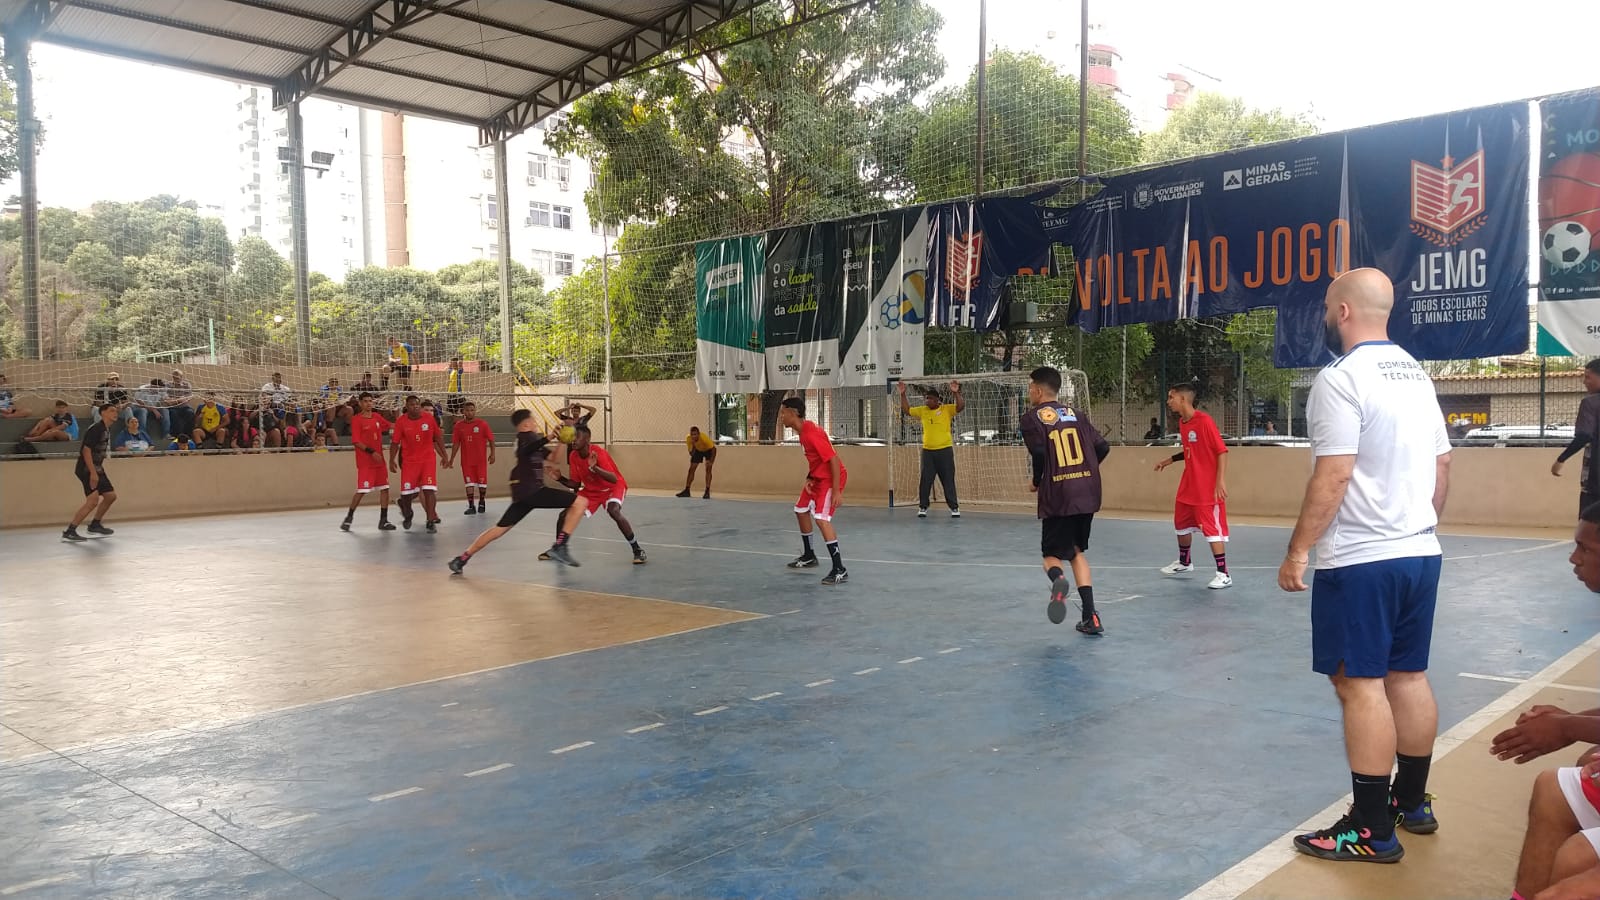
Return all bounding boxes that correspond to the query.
[5,0,1597,211]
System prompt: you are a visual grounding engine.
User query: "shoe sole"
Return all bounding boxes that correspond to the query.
[822,576,847,585]
[1398,819,1437,835]
[1076,622,1105,636]
[1208,582,1233,590]
[633,558,647,565]
[62,535,87,542]
[787,560,819,569]
[1291,839,1403,863]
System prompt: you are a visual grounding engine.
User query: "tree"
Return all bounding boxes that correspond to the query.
[1142,92,1318,166]
[0,41,29,184]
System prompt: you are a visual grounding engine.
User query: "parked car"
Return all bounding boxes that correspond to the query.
[1461,423,1574,444]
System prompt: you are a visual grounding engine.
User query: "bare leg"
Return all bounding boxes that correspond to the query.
[464,525,510,556]
[1332,669,1397,775]
[1385,670,1438,758]
[1548,834,1600,892]
[1515,770,1582,896]
[420,489,438,521]
[93,492,117,522]
[683,462,698,491]
[69,493,101,527]
[816,518,838,543]
[607,505,634,538]
[704,457,714,493]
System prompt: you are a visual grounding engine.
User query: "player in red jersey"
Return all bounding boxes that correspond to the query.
[779,397,848,585]
[1153,383,1233,589]
[544,423,645,566]
[446,401,496,516]
[340,392,396,532]
[389,393,448,533]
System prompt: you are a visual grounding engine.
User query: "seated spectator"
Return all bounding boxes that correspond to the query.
[1143,417,1163,441]
[166,369,195,438]
[230,418,260,450]
[318,376,352,436]
[192,393,229,447]
[253,394,284,448]
[0,373,31,419]
[113,415,153,453]
[283,412,312,449]
[167,434,197,453]
[352,371,378,395]
[95,372,129,414]
[132,377,169,438]
[23,400,78,443]
[260,372,292,420]
[312,432,329,453]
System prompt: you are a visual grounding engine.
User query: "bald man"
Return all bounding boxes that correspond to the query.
[1278,268,1453,864]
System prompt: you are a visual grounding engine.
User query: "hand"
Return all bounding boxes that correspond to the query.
[1028,482,1038,493]
[1491,711,1573,763]
[1520,705,1571,724]
[1278,555,1308,592]
[1215,480,1229,502]
[443,458,453,469]
[949,380,961,394]
[389,461,398,474]
[1154,458,1171,472]
[1553,460,1565,477]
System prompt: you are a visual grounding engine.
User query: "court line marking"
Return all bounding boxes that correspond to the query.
[1183,631,1600,900]
[776,609,803,615]
[1460,672,1600,694]
[258,812,317,831]
[937,647,962,654]
[1,875,76,896]
[439,702,459,708]
[550,741,594,755]
[368,786,423,802]
[694,705,729,716]
[804,679,834,688]
[898,657,923,665]
[853,667,881,675]
[463,763,514,778]
[748,692,783,701]
[626,722,665,734]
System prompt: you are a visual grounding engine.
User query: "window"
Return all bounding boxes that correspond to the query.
[590,170,600,189]
[554,252,575,276]
[554,158,571,186]
[530,249,553,274]
[489,242,500,260]
[528,154,548,179]
[553,205,572,230]
[485,193,498,223]
[590,221,619,237]
[527,201,550,227]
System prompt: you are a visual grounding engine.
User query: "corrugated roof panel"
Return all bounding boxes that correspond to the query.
[361,41,543,97]
[398,13,596,72]
[324,67,505,121]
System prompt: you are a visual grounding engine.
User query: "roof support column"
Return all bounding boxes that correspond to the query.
[492,138,513,375]
[286,100,312,367]
[4,15,41,359]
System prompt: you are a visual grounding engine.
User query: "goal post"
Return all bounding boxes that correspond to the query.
[888,369,1091,510]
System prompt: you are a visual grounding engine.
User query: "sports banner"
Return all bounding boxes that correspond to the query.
[694,235,767,394]
[1060,102,1529,367]
[1535,90,1600,356]
[836,210,920,386]
[926,198,1056,332]
[764,223,841,390]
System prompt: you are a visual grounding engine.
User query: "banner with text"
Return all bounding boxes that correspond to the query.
[926,198,1056,332]
[837,208,929,388]
[764,223,841,390]
[694,235,767,394]
[1061,102,1530,367]
[1535,90,1600,356]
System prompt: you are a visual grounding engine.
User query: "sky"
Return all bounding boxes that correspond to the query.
[4,0,1598,211]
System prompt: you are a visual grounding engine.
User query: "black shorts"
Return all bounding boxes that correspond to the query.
[77,467,113,496]
[690,447,716,464]
[392,364,412,379]
[1041,514,1093,561]
[497,487,576,528]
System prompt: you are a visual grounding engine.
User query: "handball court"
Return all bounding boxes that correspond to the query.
[1,495,1595,898]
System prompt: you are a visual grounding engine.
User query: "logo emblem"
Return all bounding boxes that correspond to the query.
[1410,151,1486,246]
[1223,169,1243,191]
[1037,406,1059,425]
[945,233,982,293]
[1132,183,1153,209]
[1187,429,1197,442]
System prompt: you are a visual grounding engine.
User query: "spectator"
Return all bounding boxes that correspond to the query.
[312,431,329,453]
[1143,417,1164,441]
[319,376,352,437]
[113,415,152,453]
[95,372,129,414]
[352,371,378,394]
[284,412,312,449]
[192,393,229,448]
[131,377,169,438]
[1553,359,1600,518]
[166,369,194,439]
[386,336,415,388]
[421,397,443,429]
[251,393,282,448]
[260,372,292,419]
[1265,420,1278,435]
[0,373,30,419]
[19,399,77,450]
[167,434,197,453]
[446,357,466,418]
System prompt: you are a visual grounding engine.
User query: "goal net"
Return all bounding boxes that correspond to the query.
[889,370,1090,510]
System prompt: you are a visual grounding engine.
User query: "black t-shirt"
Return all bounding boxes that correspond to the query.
[1579,393,1600,494]
[1020,401,1110,519]
[77,420,110,474]
[509,431,553,502]
[96,384,128,406]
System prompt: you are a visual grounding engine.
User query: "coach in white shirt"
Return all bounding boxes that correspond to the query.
[1278,268,1453,864]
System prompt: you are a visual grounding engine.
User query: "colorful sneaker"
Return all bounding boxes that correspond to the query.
[1160,560,1195,575]
[1292,812,1403,863]
[1047,576,1071,624]
[787,555,819,569]
[1075,612,1104,636]
[1207,572,1234,590]
[448,555,467,575]
[1391,793,1438,835]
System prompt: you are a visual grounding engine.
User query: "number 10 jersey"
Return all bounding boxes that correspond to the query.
[1020,401,1110,519]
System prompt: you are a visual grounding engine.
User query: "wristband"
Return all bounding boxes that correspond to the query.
[1170,452,1184,463]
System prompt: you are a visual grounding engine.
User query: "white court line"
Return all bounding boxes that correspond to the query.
[694,705,729,716]
[626,722,665,734]
[749,692,783,701]
[853,667,881,676]
[463,763,514,778]
[898,657,923,665]
[1,875,76,896]
[258,812,317,831]
[776,609,802,615]
[938,647,962,654]
[805,679,835,688]
[1183,631,1600,900]
[1460,672,1600,694]
[368,787,423,802]
[550,741,594,755]
[439,702,459,708]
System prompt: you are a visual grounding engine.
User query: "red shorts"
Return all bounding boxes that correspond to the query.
[795,468,848,522]
[355,454,389,493]
[400,456,438,494]
[460,456,488,488]
[1175,499,1229,542]
[580,487,624,517]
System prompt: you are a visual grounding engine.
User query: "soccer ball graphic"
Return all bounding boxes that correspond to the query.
[1543,220,1593,269]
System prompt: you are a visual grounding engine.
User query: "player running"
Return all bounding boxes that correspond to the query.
[390,393,447,533]
[341,392,396,532]
[544,423,645,567]
[1153,383,1233,589]
[448,410,576,574]
[780,397,848,585]
[63,403,121,542]
[447,401,496,515]
[1021,367,1110,633]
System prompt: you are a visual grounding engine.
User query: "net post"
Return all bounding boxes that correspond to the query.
[286,100,312,368]
[886,377,897,508]
[493,138,513,376]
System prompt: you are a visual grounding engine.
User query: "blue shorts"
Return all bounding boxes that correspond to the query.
[1311,555,1442,678]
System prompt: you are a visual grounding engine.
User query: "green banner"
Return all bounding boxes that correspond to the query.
[694,235,766,393]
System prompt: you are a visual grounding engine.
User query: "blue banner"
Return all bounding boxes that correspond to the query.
[1060,102,1530,367]
[926,197,1056,332]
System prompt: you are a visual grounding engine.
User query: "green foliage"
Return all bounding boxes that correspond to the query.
[1141,93,1318,166]
[0,42,26,184]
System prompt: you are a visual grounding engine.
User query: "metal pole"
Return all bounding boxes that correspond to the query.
[1540,356,1548,438]
[208,318,217,364]
[1120,327,1127,443]
[493,139,513,375]
[974,0,987,197]
[287,101,312,367]
[7,31,40,359]
[1077,0,1090,178]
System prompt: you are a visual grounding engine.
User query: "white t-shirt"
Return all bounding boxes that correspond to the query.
[261,382,291,407]
[1306,341,1451,569]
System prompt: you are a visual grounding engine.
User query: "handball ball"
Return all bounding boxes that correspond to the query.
[558,425,577,444]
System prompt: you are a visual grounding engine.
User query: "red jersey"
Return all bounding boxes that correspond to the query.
[568,445,626,495]
[349,412,391,454]
[451,417,494,461]
[1175,410,1227,505]
[798,420,839,480]
[394,414,439,459]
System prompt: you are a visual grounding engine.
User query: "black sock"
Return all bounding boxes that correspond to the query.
[625,533,640,551]
[379,508,389,522]
[345,507,356,519]
[1392,753,1432,810]
[90,519,101,527]
[1046,565,1064,583]
[826,540,843,571]
[1179,543,1192,566]
[1214,552,1228,575]
[1078,585,1095,618]
[801,532,815,558]
[1352,772,1393,837]
[556,530,569,545]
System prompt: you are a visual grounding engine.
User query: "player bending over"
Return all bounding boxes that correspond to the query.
[341,392,396,531]
[390,394,448,533]
[544,424,645,567]
[449,410,576,574]
[780,397,848,585]
[447,401,496,515]
[1021,367,1110,634]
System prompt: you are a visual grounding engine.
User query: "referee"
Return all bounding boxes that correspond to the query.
[900,380,964,518]
[1552,358,1600,516]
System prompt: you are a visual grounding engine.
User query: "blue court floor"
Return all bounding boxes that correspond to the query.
[1,495,1593,898]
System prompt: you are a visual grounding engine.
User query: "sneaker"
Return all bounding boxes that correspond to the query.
[1160,560,1195,575]
[821,568,848,585]
[426,520,437,534]
[702,491,710,500]
[464,506,477,515]
[917,508,928,518]
[538,549,552,561]
[87,522,114,536]
[402,511,414,530]
[340,519,352,532]
[950,509,961,518]
[62,527,87,543]
[448,555,467,575]
[787,555,819,569]
[1292,812,1403,863]
[477,502,486,514]
[1047,575,1071,624]
[378,520,396,531]
[1391,794,1438,835]
[547,543,580,567]
[675,489,691,498]
[632,547,647,565]
[1208,572,1234,590]
[1076,613,1105,636]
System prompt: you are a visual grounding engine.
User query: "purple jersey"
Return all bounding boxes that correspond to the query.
[1020,401,1109,518]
